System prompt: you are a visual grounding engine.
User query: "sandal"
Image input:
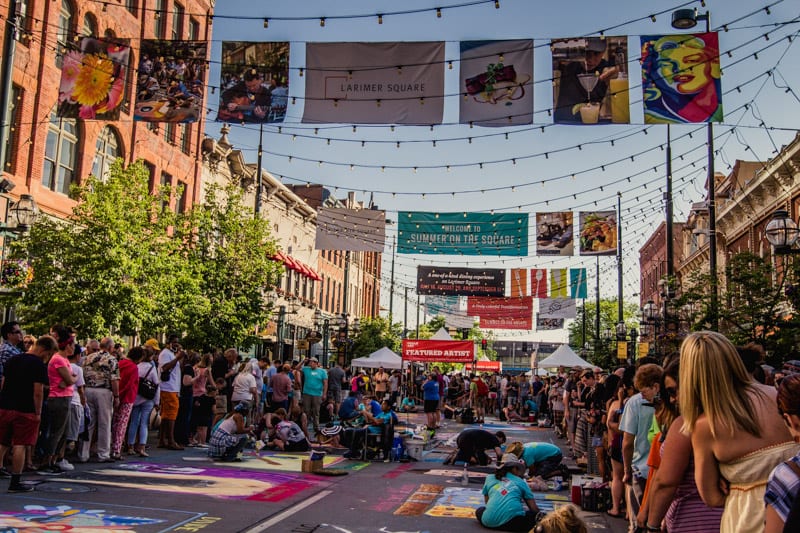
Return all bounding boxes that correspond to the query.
[606,510,625,519]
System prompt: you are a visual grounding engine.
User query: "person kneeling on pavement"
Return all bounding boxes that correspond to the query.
[451,428,506,466]
[268,416,310,452]
[208,403,252,461]
[476,453,543,532]
[514,441,565,479]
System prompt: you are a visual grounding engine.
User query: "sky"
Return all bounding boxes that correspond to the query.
[205,0,800,340]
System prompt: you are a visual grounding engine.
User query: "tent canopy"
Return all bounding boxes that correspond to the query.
[351,346,403,369]
[537,344,593,369]
[430,327,453,341]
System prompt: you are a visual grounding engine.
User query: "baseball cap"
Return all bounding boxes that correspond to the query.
[585,37,607,53]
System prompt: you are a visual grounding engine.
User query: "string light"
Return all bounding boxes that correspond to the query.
[495,0,500,8]
[263,18,269,28]
[436,8,442,18]
[320,17,325,27]
[377,14,383,24]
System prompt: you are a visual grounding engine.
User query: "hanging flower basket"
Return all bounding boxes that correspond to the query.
[1,260,32,288]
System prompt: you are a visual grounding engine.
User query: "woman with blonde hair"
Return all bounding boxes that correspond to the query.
[680,331,796,533]
[533,504,587,533]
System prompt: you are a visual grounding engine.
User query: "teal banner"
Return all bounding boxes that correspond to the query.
[398,212,528,256]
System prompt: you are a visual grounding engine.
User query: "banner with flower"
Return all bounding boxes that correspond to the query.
[57,37,131,120]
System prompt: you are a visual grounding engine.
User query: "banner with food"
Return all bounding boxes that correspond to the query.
[551,36,629,124]
[417,266,505,297]
[510,268,528,297]
[570,268,588,299]
[303,42,445,124]
[217,41,289,124]
[579,211,617,256]
[640,32,722,124]
[536,212,573,256]
[459,39,533,126]
[135,40,207,123]
[315,208,386,252]
[398,211,528,256]
[57,37,130,120]
[531,268,548,298]
[538,298,577,319]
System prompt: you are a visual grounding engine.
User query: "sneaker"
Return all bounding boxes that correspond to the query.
[36,464,63,476]
[0,467,11,478]
[56,459,75,471]
[8,483,34,493]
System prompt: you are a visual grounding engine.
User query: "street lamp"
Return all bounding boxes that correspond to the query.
[276,305,287,362]
[671,8,710,30]
[765,209,800,255]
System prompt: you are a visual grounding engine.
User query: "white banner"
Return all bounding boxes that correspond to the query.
[315,208,386,252]
[303,42,445,124]
[538,298,577,319]
[460,39,533,126]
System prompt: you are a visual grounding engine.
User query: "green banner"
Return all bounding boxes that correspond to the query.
[398,212,528,256]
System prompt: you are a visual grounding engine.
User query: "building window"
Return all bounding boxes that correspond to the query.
[82,13,97,37]
[56,0,74,68]
[143,160,156,191]
[125,0,137,16]
[14,0,30,43]
[91,127,122,181]
[175,181,189,213]
[164,122,175,144]
[188,17,200,40]
[2,86,22,173]
[43,113,78,195]
[172,3,185,40]
[160,172,171,210]
[180,124,191,154]
[154,0,167,39]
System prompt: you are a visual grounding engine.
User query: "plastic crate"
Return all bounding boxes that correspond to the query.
[581,483,611,513]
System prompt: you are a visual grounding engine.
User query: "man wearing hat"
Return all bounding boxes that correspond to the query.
[554,37,619,123]
[300,357,327,438]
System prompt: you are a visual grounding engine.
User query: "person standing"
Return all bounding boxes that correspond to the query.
[158,335,185,450]
[373,367,389,401]
[127,347,159,457]
[110,347,142,460]
[422,373,441,430]
[79,337,120,463]
[326,361,345,409]
[38,332,78,474]
[300,357,328,437]
[269,364,293,412]
[0,321,23,399]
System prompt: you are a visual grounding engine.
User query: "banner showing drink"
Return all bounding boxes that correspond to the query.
[459,39,534,126]
[467,297,533,330]
[579,211,617,256]
[551,36,629,124]
[417,266,505,297]
[536,212,573,256]
[402,339,475,363]
[640,32,722,124]
[217,42,289,124]
[550,269,568,298]
[303,42,445,124]
[397,212,528,256]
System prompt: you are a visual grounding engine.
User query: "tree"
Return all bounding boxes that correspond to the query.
[350,316,402,357]
[568,299,640,369]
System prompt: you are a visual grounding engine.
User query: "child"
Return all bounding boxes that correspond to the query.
[213,378,228,427]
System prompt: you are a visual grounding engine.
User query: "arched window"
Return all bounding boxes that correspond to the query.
[82,13,97,37]
[43,113,79,195]
[91,126,122,180]
[56,0,74,68]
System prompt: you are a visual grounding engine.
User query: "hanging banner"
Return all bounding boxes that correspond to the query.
[640,32,722,123]
[550,269,568,298]
[536,316,565,330]
[475,359,502,372]
[57,37,131,120]
[402,339,474,363]
[417,266,505,297]
[315,208,386,252]
[397,212,528,256]
[539,298,577,319]
[467,297,533,330]
[424,296,475,329]
[570,268,588,299]
[638,342,650,359]
[217,41,290,123]
[579,211,618,256]
[531,269,548,298]
[617,341,628,360]
[536,212,573,256]
[135,40,207,123]
[552,36,629,124]
[303,42,445,124]
[459,39,533,126]
[510,268,528,297]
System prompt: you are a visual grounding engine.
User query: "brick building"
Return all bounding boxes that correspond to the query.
[0,0,213,221]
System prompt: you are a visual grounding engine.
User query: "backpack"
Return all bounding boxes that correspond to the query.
[459,407,475,424]
[475,378,489,397]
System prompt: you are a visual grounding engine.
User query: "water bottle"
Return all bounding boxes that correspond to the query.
[391,433,403,462]
[461,465,469,486]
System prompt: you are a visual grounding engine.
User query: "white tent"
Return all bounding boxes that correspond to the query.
[430,327,453,341]
[351,346,404,369]
[536,344,593,369]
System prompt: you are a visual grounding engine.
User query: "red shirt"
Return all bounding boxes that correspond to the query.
[118,358,140,404]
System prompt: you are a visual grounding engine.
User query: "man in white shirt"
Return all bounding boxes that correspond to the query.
[158,335,185,450]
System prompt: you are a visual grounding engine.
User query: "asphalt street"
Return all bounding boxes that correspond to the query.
[2,413,628,533]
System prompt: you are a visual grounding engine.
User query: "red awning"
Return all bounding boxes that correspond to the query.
[270,251,321,281]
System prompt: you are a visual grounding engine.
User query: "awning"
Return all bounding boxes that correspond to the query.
[269,252,322,281]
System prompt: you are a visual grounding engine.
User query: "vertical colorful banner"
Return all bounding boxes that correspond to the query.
[510,269,528,297]
[536,212,574,256]
[570,268,588,299]
[579,211,618,256]
[551,36,629,124]
[57,37,130,120]
[459,39,533,126]
[135,40,208,123]
[531,269,548,298]
[640,32,723,123]
[217,42,290,123]
[550,268,568,298]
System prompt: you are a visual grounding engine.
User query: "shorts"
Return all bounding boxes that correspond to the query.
[65,403,84,442]
[0,409,41,446]
[488,392,497,399]
[284,439,310,452]
[160,391,180,421]
[424,400,439,413]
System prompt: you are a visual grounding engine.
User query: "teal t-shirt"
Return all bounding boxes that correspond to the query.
[368,411,394,434]
[521,442,561,467]
[480,473,534,528]
[525,399,538,414]
[302,367,328,397]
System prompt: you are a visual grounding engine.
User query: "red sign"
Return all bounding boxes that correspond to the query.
[402,339,475,363]
[475,360,502,372]
[467,297,533,330]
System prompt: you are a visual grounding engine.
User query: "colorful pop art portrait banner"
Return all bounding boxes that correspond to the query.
[402,339,475,363]
[551,36,629,125]
[303,42,445,124]
[58,37,130,120]
[417,266,505,297]
[536,212,573,256]
[467,297,533,330]
[135,40,207,123]
[459,39,533,126]
[640,32,723,123]
[398,212,528,256]
[315,208,386,252]
[579,211,617,256]
[217,41,290,124]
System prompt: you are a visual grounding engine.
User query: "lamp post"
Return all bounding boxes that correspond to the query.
[276,305,287,362]
[642,299,660,356]
[628,327,638,363]
[0,192,37,321]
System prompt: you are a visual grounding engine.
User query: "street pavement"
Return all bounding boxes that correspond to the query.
[2,413,629,533]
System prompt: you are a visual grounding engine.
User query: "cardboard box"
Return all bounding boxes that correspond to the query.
[301,459,323,473]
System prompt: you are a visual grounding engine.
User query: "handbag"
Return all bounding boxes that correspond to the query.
[138,364,158,400]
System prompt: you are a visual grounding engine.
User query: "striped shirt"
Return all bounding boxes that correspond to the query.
[765,452,800,522]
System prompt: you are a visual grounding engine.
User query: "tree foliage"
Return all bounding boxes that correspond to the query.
[350,316,402,357]
[568,299,640,369]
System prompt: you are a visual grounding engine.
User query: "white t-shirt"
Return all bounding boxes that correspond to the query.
[249,358,263,382]
[232,372,258,402]
[70,363,85,406]
[158,348,181,393]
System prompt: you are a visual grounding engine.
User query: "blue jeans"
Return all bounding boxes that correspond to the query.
[127,400,154,446]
